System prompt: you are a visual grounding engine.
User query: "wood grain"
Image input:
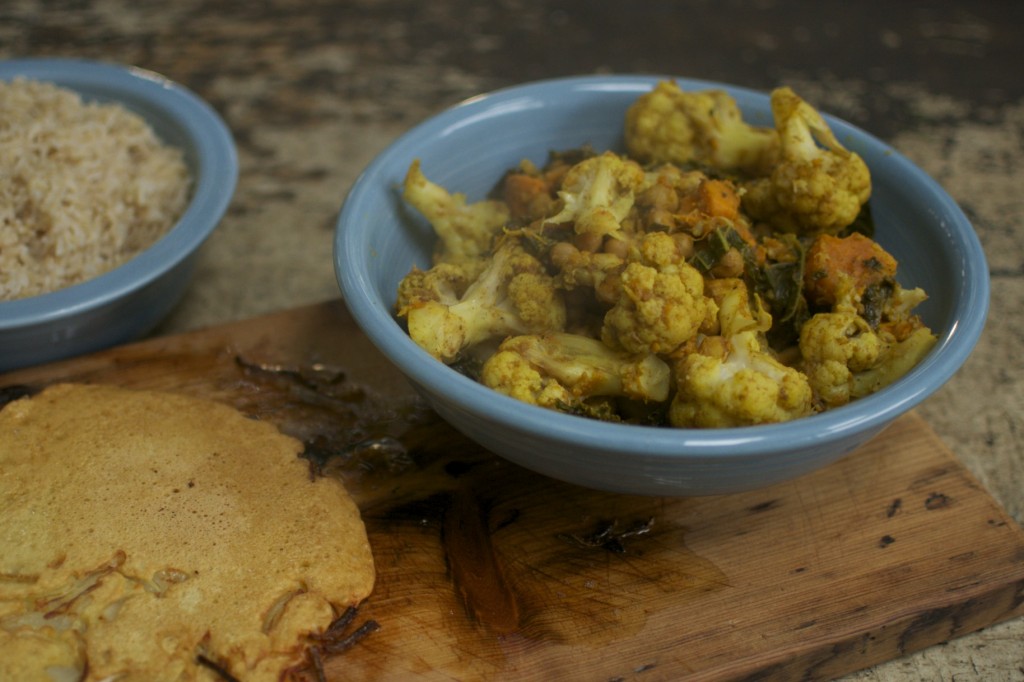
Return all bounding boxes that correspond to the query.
[3,299,1023,681]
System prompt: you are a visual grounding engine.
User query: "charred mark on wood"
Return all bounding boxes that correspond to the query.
[0,383,37,410]
[925,492,953,510]
[559,517,655,554]
[232,354,448,488]
[886,498,902,517]
[196,654,240,682]
[879,534,896,547]
[1013,580,1024,613]
[302,435,340,480]
[377,490,451,528]
[235,356,352,395]
[910,466,953,489]
[444,459,477,478]
[949,551,976,563]
[303,433,410,480]
[897,606,953,655]
[443,489,520,634]
[494,507,520,532]
[748,499,779,513]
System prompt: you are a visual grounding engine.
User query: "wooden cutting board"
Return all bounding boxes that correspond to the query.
[3,299,1023,681]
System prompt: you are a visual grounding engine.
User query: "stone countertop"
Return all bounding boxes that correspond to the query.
[4,1,1022,678]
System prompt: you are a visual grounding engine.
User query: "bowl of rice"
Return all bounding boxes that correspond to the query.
[0,57,237,372]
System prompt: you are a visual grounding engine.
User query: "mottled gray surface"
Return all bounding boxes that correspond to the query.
[3,1,1022,679]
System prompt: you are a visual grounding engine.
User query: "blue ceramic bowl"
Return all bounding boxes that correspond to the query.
[0,58,237,372]
[335,75,989,496]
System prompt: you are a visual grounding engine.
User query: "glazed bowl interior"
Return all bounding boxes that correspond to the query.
[0,58,237,372]
[335,75,989,496]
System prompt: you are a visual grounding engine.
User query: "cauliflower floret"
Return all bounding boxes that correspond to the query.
[670,278,812,428]
[800,309,937,407]
[479,344,576,411]
[741,87,872,235]
[670,330,814,428]
[624,80,780,176]
[704,277,772,337]
[400,236,566,363]
[876,283,931,341]
[798,310,885,407]
[601,232,711,355]
[481,332,671,415]
[403,159,511,268]
[395,261,472,314]
[850,326,937,397]
[545,151,646,242]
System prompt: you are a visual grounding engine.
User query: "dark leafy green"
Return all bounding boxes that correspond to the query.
[691,226,810,350]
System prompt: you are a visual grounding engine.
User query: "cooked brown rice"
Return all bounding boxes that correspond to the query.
[0,78,191,301]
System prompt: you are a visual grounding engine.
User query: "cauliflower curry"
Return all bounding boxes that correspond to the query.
[395,81,937,428]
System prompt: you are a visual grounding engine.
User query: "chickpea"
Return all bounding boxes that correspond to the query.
[637,178,676,207]
[602,237,630,259]
[549,240,580,269]
[710,247,744,278]
[645,207,676,231]
[698,335,730,360]
[573,230,604,253]
[671,232,695,260]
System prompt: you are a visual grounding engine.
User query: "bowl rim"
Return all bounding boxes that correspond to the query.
[336,73,991,460]
[0,57,238,328]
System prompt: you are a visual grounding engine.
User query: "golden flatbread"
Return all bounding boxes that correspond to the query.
[0,382,375,681]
